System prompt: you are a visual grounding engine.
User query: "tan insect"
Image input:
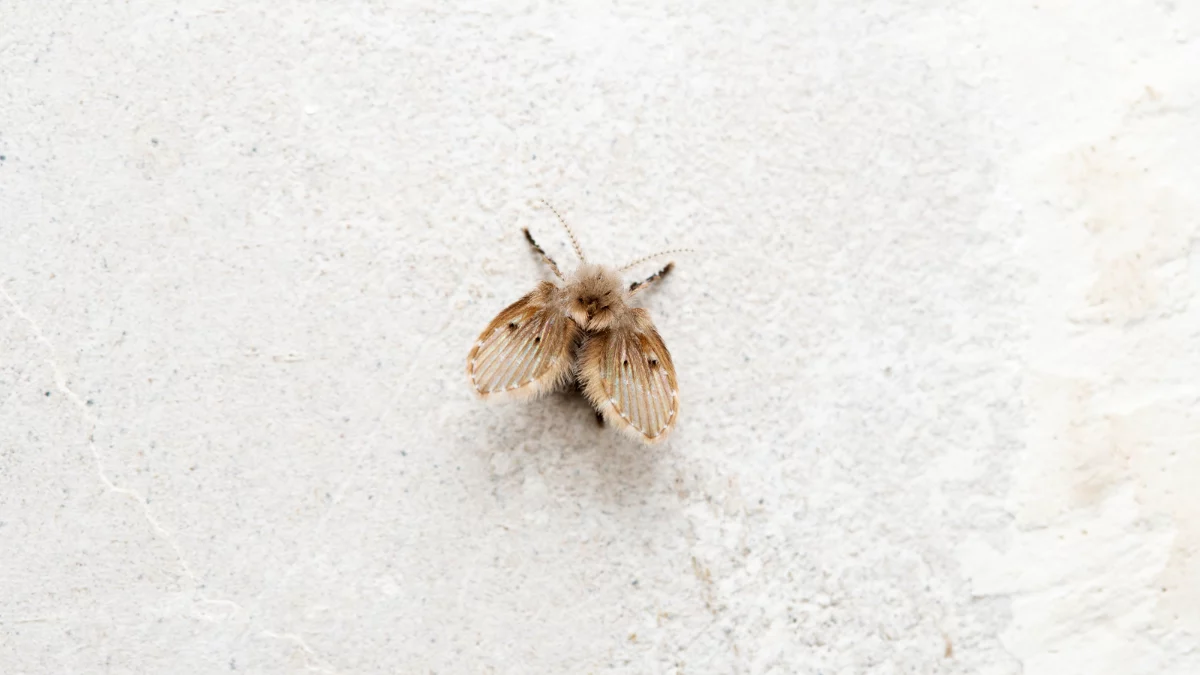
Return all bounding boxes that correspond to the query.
[467,202,686,444]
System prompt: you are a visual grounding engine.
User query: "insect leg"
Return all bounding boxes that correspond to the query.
[522,228,564,280]
[628,262,675,295]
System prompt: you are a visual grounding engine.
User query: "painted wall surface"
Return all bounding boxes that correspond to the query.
[2,2,1197,673]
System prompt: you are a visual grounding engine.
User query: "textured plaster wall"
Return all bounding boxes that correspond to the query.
[1,2,1197,674]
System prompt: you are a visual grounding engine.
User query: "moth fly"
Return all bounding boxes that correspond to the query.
[467,201,688,444]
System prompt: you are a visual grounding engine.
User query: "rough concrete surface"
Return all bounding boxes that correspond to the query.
[2,2,1198,673]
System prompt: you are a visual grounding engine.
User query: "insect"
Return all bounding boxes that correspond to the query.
[467,202,686,444]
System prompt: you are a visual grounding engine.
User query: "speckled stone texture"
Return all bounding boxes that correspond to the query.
[2,2,1198,674]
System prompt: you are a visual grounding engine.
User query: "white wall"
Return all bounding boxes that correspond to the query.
[2,2,1197,673]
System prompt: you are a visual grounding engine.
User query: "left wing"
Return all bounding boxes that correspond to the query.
[468,282,579,399]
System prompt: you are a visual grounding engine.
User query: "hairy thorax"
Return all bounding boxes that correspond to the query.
[563,263,628,331]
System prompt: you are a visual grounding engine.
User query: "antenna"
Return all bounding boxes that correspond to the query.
[538,199,587,263]
[618,248,694,272]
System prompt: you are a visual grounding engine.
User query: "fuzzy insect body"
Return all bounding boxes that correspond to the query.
[467,203,683,444]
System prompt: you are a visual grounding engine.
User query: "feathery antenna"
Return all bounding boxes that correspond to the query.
[538,199,587,263]
[618,248,694,272]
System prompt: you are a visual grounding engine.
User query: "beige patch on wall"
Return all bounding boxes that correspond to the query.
[1061,89,1196,326]
[962,66,1200,674]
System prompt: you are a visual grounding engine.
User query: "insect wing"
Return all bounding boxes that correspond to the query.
[579,309,679,443]
[468,282,579,399]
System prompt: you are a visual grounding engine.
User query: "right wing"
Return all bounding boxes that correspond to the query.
[467,282,579,399]
[577,308,679,443]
